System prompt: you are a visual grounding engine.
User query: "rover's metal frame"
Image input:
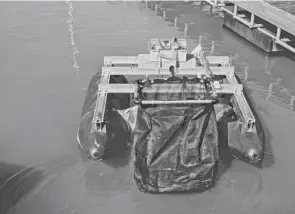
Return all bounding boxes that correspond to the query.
[93,38,256,133]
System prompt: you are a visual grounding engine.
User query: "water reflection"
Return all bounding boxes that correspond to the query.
[0,162,45,214]
[83,162,132,199]
[66,0,80,79]
[243,65,249,81]
[264,55,275,75]
[216,161,264,211]
[266,0,295,16]
[262,55,295,111]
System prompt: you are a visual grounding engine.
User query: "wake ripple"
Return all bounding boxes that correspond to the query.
[66,0,80,79]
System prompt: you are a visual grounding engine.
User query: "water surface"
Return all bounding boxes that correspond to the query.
[1,1,295,214]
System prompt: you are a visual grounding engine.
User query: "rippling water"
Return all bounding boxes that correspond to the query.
[265,0,295,15]
[1,1,295,214]
[66,0,80,79]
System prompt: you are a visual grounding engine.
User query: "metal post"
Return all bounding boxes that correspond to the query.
[210,4,213,14]
[134,81,140,103]
[210,41,215,55]
[199,35,203,46]
[244,65,249,81]
[250,13,255,27]
[233,4,237,16]
[174,17,178,28]
[214,0,218,7]
[157,50,162,68]
[276,27,281,40]
[289,96,294,110]
[264,55,269,74]
[171,37,177,71]
[184,23,188,37]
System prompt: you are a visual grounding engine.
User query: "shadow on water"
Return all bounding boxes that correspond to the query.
[215,120,234,180]
[0,162,45,214]
[102,133,132,169]
[83,145,132,199]
[102,89,132,169]
[103,109,132,169]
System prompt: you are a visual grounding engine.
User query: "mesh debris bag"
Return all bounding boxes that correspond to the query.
[118,103,219,193]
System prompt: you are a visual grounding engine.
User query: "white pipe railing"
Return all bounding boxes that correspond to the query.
[141,99,214,105]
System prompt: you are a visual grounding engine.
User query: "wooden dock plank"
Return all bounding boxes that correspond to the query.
[229,0,295,36]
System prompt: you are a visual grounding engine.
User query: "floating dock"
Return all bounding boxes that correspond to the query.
[202,0,295,54]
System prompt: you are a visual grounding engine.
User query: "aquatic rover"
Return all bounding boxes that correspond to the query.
[77,37,264,167]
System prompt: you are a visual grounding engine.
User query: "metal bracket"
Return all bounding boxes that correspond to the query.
[221,61,230,67]
[104,59,112,67]
[92,74,110,126]
[93,90,108,124]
